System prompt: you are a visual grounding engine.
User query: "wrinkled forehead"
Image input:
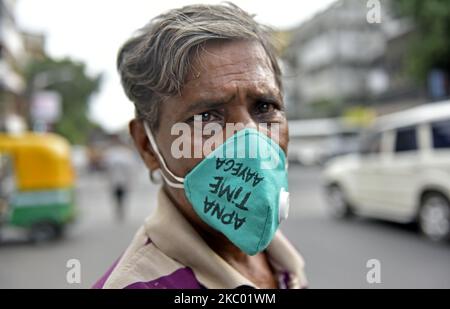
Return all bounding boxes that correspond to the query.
[183,40,277,90]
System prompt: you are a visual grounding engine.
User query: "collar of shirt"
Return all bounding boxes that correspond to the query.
[144,188,308,289]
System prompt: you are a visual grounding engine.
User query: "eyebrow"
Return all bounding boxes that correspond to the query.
[251,93,282,103]
[248,91,285,109]
[180,94,236,117]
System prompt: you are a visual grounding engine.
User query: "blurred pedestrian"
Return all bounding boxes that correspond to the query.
[103,136,135,222]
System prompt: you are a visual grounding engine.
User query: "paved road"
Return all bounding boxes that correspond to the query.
[0,164,449,288]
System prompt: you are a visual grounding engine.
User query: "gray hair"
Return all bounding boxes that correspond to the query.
[117,2,282,131]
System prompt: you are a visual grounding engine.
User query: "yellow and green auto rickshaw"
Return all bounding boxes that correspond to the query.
[0,132,77,242]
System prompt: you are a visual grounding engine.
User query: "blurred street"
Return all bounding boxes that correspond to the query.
[1,164,449,289]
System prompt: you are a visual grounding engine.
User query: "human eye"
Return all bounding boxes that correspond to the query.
[253,97,284,119]
[186,110,223,125]
[255,101,277,114]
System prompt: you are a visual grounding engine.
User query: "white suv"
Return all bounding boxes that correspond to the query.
[323,101,450,241]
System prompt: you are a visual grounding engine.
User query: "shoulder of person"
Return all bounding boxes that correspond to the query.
[98,226,195,289]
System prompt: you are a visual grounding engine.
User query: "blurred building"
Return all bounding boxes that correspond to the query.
[282,0,425,120]
[0,0,26,132]
[0,0,45,133]
[371,11,426,115]
[21,31,46,61]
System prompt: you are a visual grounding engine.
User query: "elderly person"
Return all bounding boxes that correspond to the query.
[94,3,307,289]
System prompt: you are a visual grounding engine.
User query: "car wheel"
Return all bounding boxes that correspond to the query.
[29,222,61,243]
[419,193,450,242]
[326,185,353,219]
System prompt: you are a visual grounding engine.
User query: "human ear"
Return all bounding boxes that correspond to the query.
[129,119,160,172]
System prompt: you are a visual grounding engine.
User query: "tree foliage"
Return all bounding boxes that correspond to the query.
[394,0,450,80]
[25,57,102,144]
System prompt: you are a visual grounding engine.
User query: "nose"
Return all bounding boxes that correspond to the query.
[225,105,257,140]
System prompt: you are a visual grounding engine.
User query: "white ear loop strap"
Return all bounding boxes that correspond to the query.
[158,172,184,189]
[143,122,185,189]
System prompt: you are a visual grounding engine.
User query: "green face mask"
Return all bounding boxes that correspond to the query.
[145,126,290,256]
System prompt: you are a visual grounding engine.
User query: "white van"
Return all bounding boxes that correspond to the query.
[322,101,450,241]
